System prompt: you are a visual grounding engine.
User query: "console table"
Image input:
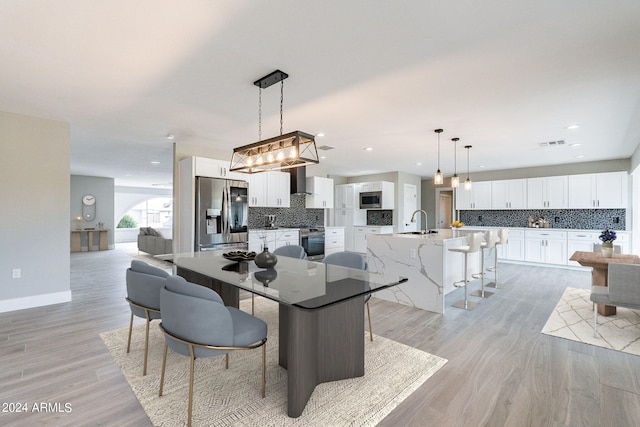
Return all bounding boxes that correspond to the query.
[569,250,640,316]
[71,229,109,252]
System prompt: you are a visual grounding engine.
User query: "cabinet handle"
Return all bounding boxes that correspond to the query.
[576,234,587,237]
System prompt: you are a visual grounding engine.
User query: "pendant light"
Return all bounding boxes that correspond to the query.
[433,129,444,185]
[451,137,460,188]
[230,70,319,173]
[464,145,472,190]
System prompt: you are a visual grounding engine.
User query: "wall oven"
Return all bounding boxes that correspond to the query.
[359,191,382,209]
[300,227,325,261]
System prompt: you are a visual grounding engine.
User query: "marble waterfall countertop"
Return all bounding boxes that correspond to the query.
[367,229,480,314]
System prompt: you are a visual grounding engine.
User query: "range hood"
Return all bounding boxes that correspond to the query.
[287,167,310,195]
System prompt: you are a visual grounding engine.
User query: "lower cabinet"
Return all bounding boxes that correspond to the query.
[248,229,299,253]
[324,227,345,256]
[498,229,525,261]
[524,230,567,265]
[354,226,394,253]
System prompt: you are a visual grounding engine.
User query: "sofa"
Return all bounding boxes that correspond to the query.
[138,227,172,256]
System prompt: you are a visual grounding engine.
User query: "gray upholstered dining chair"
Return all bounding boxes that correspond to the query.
[125,260,169,376]
[273,244,307,259]
[589,263,640,337]
[159,275,267,427]
[322,251,373,341]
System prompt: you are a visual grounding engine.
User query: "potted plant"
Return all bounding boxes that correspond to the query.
[599,229,617,258]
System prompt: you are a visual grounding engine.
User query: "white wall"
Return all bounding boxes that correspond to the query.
[0,111,71,312]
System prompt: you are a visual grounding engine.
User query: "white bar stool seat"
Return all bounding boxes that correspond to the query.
[472,229,498,298]
[487,228,509,289]
[449,231,484,310]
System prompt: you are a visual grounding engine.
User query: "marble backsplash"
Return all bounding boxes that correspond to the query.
[248,194,324,228]
[459,209,626,230]
[367,210,394,226]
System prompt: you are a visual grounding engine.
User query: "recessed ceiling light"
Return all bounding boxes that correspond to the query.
[320,156,326,159]
[479,165,486,168]
[566,125,580,130]
[166,134,175,141]
[569,143,581,147]
[316,132,325,137]
[416,162,422,166]
[151,161,160,164]
[364,147,373,151]
[576,155,584,159]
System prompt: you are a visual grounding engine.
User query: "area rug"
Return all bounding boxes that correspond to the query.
[101,297,447,426]
[542,287,640,356]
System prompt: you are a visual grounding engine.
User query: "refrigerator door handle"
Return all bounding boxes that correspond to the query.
[223,182,231,237]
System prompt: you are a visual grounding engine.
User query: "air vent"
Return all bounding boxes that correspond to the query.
[316,145,335,151]
[538,140,566,148]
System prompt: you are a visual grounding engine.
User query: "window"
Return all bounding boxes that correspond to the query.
[119,198,172,229]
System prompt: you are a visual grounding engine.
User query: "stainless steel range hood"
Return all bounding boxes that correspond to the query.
[287,167,310,195]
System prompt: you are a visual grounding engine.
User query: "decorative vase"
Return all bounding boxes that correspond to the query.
[601,241,614,258]
[255,247,278,268]
[254,268,278,286]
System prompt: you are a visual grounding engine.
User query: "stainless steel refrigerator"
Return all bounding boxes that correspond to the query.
[195,177,249,251]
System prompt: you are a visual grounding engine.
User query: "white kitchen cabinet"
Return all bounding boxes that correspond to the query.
[568,172,627,209]
[306,176,334,208]
[249,229,299,252]
[248,171,290,207]
[495,229,525,261]
[193,157,244,180]
[334,183,360,210]
[524,230,567,265]
[567,231,599,266]
[324,227,345,256]
[266,171,290,207]
[527,176,568,209]
[335,208,366,251]
[491,179,527,209]
[353,226,394,253]
[456,181,492,210]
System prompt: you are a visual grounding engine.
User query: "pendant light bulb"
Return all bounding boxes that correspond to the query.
[451,137,460,188]
[433,129,444,185]
[464,145,472,190]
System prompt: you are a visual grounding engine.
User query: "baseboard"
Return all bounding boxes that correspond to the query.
[0,291,72,313]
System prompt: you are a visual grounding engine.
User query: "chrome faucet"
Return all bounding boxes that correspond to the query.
[410,209,428,234]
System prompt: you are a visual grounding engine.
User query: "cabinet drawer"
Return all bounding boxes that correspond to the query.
[567,231,598,241]
[524,230,567,239]
[325,236,345,249]
[325,228,345,238]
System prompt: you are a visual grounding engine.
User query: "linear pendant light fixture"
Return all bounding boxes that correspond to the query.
[433,128,444,185]
[451,137,460,188]
[464,145,472,190]
[230,70,319,173]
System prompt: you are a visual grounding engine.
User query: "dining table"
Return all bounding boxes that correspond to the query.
[569,250,640,316]
[171,250,408,418]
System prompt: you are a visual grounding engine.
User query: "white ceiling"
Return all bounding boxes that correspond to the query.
[1,1,639,188]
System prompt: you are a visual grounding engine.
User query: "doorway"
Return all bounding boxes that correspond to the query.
[435,188,454,229]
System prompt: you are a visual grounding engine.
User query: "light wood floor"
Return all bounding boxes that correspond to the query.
[1,243,639,426]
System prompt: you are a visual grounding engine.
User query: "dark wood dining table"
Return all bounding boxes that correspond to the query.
[569,250,640,316]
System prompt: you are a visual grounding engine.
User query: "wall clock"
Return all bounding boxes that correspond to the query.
[82,194,96,221]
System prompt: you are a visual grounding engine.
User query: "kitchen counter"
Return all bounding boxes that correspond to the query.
[367,228,482,313]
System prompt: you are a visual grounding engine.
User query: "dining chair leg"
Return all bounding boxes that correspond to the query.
[593,303,598,337]
[262,344,266,398]
[143,313,151,376]
[225,353,229,369]
[366,301,373,341]
[126,312,134,353]
[159,343,168,397]
[252,294,255,315]
[188,348,195,427]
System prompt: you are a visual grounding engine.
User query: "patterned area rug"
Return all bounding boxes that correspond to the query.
[542,287,640,356]
[101,297,447,426]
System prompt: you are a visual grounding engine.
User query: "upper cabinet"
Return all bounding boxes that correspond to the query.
[306,176,334,208]
[456,181,491,210]
[491,179,527,210]
[334,183,361,210]
[568,172,627,209]
[527,176,568,209]
[358,181,394,209]
[248,171,290,207]
[194,157,244,181]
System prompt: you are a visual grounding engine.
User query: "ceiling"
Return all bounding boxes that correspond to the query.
[1,1,639,188]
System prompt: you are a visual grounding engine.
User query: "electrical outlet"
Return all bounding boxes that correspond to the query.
[614,217,620,223]
[12,268,21,279]
[409,249,417,259]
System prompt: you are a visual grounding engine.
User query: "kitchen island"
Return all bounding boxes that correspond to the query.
[367,228,481,313]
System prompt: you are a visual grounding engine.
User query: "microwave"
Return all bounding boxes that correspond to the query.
[359,191,382,209]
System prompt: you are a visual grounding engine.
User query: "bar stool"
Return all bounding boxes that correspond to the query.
[487,228,509,289]
[471,229,498,298]
[449,232,484,310]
